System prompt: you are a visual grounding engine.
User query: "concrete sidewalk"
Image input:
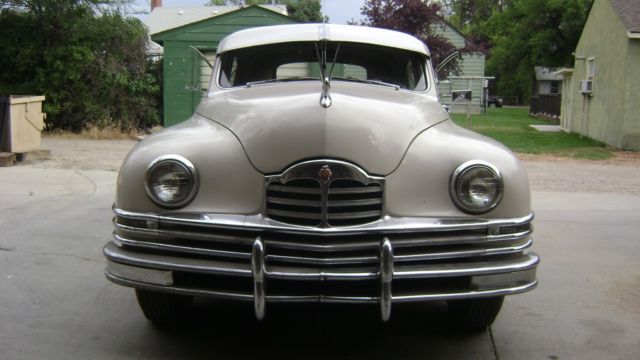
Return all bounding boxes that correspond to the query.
[0,166,639,359]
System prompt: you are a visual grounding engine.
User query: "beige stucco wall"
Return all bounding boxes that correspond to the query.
[569,0,635,149]
[622,39,640,149]
[560,73,573,130]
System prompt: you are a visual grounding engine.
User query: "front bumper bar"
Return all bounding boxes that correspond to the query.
[104,237,538,321]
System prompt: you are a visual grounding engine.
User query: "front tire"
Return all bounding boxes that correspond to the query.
[447,296,504,330]
[135,289,193,324]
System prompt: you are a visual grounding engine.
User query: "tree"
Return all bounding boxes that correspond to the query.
[206,0,265,5]
[0,0,159,131]
[287,0,324,22]
[483,0,591,102]
[445,0,511,52]
[205,0,325,23]
[446,0,511,29]
[0,0,134,14]
[206,0,285,5]
[360,0,480,76]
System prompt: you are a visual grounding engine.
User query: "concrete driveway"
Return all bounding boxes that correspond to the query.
[1,164,639,359]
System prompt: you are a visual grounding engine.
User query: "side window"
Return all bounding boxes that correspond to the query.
[404,58,427,91]
[406,61,416,89]
[219,55,238,87]
[229,57,238,84]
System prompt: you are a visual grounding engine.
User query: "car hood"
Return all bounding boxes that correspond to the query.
[197,81,449,175]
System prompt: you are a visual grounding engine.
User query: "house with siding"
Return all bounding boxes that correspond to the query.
[534,67,563,96]
[434,21,487,113]
[559,0,640,150]
[145,2,296,127]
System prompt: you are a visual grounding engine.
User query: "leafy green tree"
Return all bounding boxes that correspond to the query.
[0,0,160,131]
[286,0,324,22]
[445,0,510,52]
[206,0,285,6]
[483,0,591,102]
[446,0,511,30]
[205,0,325,23]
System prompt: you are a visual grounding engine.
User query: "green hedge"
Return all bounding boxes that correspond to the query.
[0,5,160,131]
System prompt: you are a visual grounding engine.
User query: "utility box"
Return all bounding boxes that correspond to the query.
[0,96,46,153]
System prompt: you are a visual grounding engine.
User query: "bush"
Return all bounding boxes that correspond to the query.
[0,4,160,132]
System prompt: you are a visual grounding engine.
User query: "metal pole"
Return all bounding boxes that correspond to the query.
[467,79,472,127]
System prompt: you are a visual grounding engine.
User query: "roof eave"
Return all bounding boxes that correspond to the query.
[150,5,295,42]
[555,68,574,76]
[628,31,640,39]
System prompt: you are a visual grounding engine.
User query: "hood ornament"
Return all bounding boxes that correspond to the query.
[320,77,331,108]
[315,41,340,109]
[318,165,333,183]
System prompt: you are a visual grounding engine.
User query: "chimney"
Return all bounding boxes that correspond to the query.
[151,0,162,11]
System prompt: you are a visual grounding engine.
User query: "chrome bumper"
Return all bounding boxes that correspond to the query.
[105,208,539,321]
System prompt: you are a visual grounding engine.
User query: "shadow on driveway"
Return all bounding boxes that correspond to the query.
[120,299,493,359]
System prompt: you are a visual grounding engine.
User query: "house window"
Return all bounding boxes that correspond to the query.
[550,81,560,94]
[587,58,596,80]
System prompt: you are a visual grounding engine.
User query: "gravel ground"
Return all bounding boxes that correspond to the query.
[38,137,138,171]
[519,153,640,195]
[31,136,640,195]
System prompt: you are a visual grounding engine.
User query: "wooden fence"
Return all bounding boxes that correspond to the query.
[530,94,561,118]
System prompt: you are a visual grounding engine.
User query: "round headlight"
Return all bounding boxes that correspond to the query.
[450,161,503,214]
[145,155,198,208]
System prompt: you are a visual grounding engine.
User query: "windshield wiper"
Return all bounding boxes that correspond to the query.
[332,77,401,90]
[245,79,283,87]
[364,79,401,90]
[245,77,315,88]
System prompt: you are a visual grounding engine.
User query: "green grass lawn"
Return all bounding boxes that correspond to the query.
[451,107,613,160]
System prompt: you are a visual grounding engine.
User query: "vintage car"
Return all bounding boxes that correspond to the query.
[104,24,538,329]
[487,95,504,108]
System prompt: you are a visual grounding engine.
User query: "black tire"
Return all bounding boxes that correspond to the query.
[447,296,504,330]
[135,289,193,324]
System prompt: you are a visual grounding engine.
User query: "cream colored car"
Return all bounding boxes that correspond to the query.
[104,24,538,329]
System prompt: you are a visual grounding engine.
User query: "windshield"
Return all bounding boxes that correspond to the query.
[218,41,428,91]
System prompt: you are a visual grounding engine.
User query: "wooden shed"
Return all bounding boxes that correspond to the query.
[148,5,298,126]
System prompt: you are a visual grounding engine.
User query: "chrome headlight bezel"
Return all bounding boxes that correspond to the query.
[450,160,503,214]
[144,155,199,209]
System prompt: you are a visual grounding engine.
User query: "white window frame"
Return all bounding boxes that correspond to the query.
[587,57,596,80]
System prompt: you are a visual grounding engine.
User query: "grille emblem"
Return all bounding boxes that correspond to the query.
[318,165,333,183]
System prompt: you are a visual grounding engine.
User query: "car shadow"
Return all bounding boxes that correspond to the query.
[125,299,492,359]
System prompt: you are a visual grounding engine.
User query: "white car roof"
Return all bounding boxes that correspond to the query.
[217,23,430,56]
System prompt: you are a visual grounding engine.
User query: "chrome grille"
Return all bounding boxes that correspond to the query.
[266,179,322,226]
[265,160,385,228]
[327,180,382,226]
[266,179,383,227]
